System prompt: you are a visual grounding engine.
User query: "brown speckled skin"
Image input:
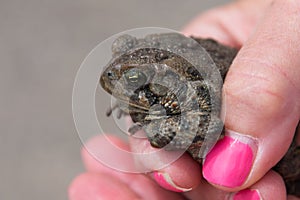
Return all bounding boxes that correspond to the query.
[100,33,300,196]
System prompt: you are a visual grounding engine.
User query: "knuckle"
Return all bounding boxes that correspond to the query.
[224,64,292,120]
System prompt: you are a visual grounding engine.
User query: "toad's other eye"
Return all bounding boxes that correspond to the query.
[124,68,147,86]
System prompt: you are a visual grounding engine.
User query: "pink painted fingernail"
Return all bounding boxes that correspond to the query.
[203,130,257,188]
[232,189,262,200]
[153,172,192,193]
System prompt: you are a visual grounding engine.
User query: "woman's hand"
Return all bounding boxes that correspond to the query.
[69,0,300,199]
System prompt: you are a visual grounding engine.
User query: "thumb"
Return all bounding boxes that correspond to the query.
[203,0,300,191]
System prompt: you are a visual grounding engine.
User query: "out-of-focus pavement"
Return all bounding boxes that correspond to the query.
[0,0,229,199]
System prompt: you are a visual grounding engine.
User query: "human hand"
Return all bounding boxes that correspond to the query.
[69,0,300,199]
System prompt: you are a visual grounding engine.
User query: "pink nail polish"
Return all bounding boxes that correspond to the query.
[233,189,261,200]
[153,172,192,193]
[203,130,257,188]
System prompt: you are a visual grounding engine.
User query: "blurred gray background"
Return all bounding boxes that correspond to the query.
[0,0,230,199]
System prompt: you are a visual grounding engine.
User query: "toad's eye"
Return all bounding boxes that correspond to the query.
[124,68,147,86]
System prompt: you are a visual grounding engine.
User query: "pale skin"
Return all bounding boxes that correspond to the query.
[69,0,300,199]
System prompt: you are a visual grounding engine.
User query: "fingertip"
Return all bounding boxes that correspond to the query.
[152,153,202,192]
[203,131,257,188]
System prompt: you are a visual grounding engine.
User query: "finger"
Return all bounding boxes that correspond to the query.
[229,171,286,200]
[125,116,202,192]
[185,170,288,200]
[129,135,202,192]
[79,135,185,200]
[68,173,141,200]
[81,134,136,173]
[182,0,270,47]
[69,172,185,200]
[203,0,300,192]
[82,135,199,193]
[185,178,229,200]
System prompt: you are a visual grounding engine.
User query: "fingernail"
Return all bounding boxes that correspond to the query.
[153,172,192,192]
[203,130,257,188]
[231,189,262,200]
